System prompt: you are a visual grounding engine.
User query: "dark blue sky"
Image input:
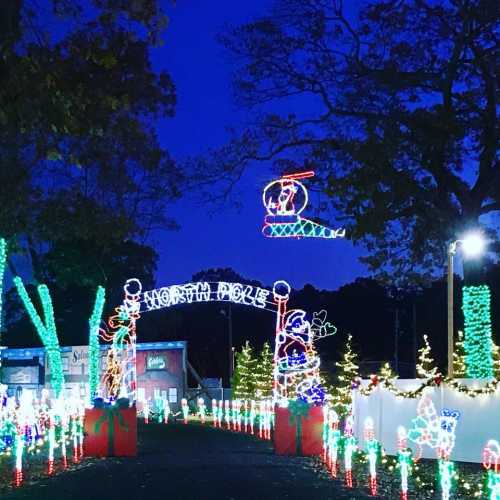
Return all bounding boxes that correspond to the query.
[148,0,368,290]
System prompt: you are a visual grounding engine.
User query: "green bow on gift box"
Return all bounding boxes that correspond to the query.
[95,406,129,456]
[288,399,311,455]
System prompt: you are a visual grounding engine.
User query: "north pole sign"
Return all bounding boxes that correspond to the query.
[140,281,272,312]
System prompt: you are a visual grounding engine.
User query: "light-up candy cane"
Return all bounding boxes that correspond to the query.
[328,409,341,478]
[71,413,79,463]
[163,398,170,424]
[483,439,500,500]
[397,426,412,500]
[249,400,256,435]
[60,410,68,469]
[181,398,189,424]
[47,411,55,475]
[231,400,237,431]
[69,399,84,461]
[233,400,242,432]
[14,430,23,487]
[218,400,223,428]
[266,400,273,439]
[18,392,36,449]
[343,414,357,488]
[66,393,81,464]
[438,459,455,500]
[224,400,231,429]
[262,401,270,440]
[154,397,163,423]
[40,388,49,416]
[54,398,68,469]
[198,398,206,424]
[243,400,249,432]
[212,399,218,427]
[322,405,330,463]
[272,280,290,405]
[78,402,84,459]
[364,417,379,496]
[259,400,266,438]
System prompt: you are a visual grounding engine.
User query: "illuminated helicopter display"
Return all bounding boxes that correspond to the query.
[262,171,346,239]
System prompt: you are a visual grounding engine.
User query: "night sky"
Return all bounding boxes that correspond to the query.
[147,1,368,291]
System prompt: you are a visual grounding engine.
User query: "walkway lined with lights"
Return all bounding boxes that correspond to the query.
[3,422,367,500]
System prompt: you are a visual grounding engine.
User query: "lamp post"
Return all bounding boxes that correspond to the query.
[447,232,485,377]
[447,242,457,378]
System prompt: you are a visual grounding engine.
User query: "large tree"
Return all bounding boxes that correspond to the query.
[197,0,499,285]
[0,0,180,286]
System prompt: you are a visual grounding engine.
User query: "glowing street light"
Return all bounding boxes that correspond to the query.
[460,231,486,258]
[447,231,486,376]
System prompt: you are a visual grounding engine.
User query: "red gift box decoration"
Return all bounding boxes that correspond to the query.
[274,401,323,456]
[84,407,137,457]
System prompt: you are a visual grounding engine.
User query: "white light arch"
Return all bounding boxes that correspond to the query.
[103,279,291,403]
[138,281,278,313]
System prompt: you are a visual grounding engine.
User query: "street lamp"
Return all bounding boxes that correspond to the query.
[447,231,485,377]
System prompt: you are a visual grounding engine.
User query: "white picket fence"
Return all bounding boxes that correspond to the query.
[352,379,500,463]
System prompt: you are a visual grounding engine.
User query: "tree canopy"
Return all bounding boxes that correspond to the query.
[196,0,499,285]
[0,0,180,287]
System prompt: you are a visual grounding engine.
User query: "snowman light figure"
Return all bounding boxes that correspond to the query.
[408,397,460,459]
[437,409,460,460]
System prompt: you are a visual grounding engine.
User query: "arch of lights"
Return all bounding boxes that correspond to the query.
[101,278,336,406]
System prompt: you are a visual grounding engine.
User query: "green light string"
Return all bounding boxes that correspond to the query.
[0,238,7,335]
[453,331,467,377]
[416,335,438,378]
[14,277,65,398]
[263,218,342,238]
[88,286,105,405]
[438,459,456,500]
[487,470,500,499]
[462,285,493,379]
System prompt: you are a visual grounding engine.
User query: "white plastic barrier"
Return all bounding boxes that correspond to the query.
[352,379,500,463]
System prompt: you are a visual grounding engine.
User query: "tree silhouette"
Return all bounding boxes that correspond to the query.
[196,0,499,285]
[0,1,180,283]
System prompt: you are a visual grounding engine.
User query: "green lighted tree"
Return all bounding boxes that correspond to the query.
[462,285,494,379]
[416,335,438,379]
[380,362,398,382]
[254,341,274,400]
[453,330,467,378]
[0,1,181,287]
[492,342,500,380]
[332,334,359,417]
[232,341,257,401]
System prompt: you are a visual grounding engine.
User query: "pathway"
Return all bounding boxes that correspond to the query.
[3,422,372,500]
